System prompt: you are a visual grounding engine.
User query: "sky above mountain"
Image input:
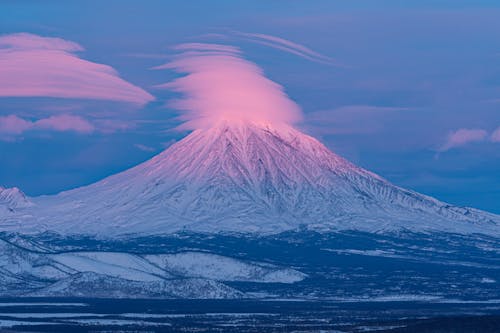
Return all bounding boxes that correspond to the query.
[0,0,499,213]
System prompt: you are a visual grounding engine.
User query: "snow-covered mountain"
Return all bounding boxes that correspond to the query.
[1,120,499,236]
[0,122,499,300]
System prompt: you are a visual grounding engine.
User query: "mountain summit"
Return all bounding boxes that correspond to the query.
[0,186,33,212]
[2,121,499,236]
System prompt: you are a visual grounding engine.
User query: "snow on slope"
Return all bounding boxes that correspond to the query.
[1,121,499,236]
[0,238,305,298]
[50,252,169,282]
[26,273,244,299]
[144,252,306,283]
[0,187,32,212]
[0,240,304,285]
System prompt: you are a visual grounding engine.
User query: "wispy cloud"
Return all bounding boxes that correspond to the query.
[0,33,154,105]
[0,115,33,135]
[154,43,302,130]
[439,128,488,152]
[232,31,342,66]
[134,143,156,152]
[35,114,95,133]
[173,43,241,54]
[0,114,95,137]
[93,119,135,134]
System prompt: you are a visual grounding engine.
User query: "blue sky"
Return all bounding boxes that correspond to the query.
[0,1,499,213]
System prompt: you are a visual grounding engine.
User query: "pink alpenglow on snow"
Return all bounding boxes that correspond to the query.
[0,33,154,105]
[155,43,302,130]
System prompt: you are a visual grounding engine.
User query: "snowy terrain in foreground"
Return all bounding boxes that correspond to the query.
[0,230,498,300]
[0,236,305,298]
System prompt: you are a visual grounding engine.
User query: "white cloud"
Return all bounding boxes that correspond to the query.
[439,128,488,151]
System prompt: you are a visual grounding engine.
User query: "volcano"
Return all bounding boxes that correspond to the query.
[1,121,499,301]
[2,120,499,237]
[2,121,500,236]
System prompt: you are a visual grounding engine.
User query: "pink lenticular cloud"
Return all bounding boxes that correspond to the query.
[0,33,83,51]
[155,44,302,130]
[439,128,488,151]
[0,33,154,105]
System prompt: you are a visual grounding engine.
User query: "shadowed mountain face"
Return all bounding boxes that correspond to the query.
[0,121,499,301]
[1,120,498,236]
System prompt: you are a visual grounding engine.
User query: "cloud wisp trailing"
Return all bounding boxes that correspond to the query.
[232,31,341,66]
[172,43,242,55]
[0,33,154,105]
[154,43,302,130]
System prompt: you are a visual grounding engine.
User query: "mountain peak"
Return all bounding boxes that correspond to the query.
[0,186,33,211]
[1,124,499,237]
[147,119,358,185]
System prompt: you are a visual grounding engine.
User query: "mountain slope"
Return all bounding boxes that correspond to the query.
[1,121,499,236]
[0,187,33,212]
[0,237,305,298]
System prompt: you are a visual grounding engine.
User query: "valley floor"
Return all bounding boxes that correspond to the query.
[0,298,499,332]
